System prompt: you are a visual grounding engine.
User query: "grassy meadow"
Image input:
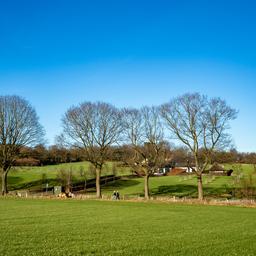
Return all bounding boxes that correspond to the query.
[0,198,255,256]
[7,162,132,191]
[1,164,256,255]
[3,162,255,199]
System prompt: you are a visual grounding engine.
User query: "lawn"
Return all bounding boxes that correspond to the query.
[99,164,256,198]
[101,175,232,198]
[0,198,255,256]
[3,163,256,199]
[7,162,132,190]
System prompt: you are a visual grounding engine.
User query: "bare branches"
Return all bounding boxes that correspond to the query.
[0,95,44,195]
[122,106,170,199]
[122,106,168,174]
[0,96,44,147]
[61,101,122,198]
[62,102,122,166]
[161,93,237,170]
[160,93,237,199]
[205,97,238,151]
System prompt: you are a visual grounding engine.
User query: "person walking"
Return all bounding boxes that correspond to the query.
[116,191,120,200]
[112,191,117,200]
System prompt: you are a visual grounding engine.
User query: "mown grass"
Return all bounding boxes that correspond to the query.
[100,164,256,198]
[7,162,132,190]
[100,175,233,198]
[224,163,256,175]
[3,163,256,199]
[0,198,255,256]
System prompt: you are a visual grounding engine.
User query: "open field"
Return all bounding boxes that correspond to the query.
[101,175,233,198]
[0,198,255,256]
[101,163,256,198]
[2,163,256,199]
[6,162,132,191]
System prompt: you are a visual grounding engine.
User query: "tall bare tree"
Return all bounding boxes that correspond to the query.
[0,95,44,195]
[61,102,122,198]
[160,93,237,200]
[122,106,170,199]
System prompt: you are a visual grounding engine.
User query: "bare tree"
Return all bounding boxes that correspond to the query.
[160,93,237,200]
[57,168,73,194]
[122,106,170,199]
[0,95,44,195]
[61,102,122,198]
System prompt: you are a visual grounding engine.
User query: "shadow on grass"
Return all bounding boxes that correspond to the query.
[151,184,233,198]
[102,178,141,192]
[151,184,198,197]
[8,178,57,191]
[1,176,24,191]
[6,176,24,186]
[5,175,234,198]
[203,185,233,197]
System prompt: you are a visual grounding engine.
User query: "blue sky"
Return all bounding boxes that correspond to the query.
[0,0,256,151]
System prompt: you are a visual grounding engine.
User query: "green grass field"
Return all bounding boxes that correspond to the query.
[0,198,255,256]
[7,162,132,191]
[3,163,256,199]
[101,175,231,198]
[87,163,256,198]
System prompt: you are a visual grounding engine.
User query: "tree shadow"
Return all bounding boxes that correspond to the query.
[102,178,141,192]
[6,176,24,185]
[203,184,234,197]
[151,184,233,198]
[8,178,57,191]
[1,176,24,191]
[151,184,198,197]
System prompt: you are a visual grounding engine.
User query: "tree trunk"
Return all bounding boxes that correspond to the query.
[84,179,87,193]
[65,185,70,194]
[1,170,8,196]
[144,174,150,200]
[96,168,102,198]
[65,170,72,194]
[197,174,203,200]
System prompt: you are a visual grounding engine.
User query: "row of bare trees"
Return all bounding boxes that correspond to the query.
[0,93,237,199]
[60,93,237,200]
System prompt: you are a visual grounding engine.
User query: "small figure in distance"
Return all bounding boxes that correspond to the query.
[67,192,75,198]
[116,191,120,200]
[112,191,117,200]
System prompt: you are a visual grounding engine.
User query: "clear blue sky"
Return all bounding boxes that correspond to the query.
[0,0,256,151]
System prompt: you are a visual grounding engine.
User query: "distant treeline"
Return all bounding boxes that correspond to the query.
[15,145,256,166]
